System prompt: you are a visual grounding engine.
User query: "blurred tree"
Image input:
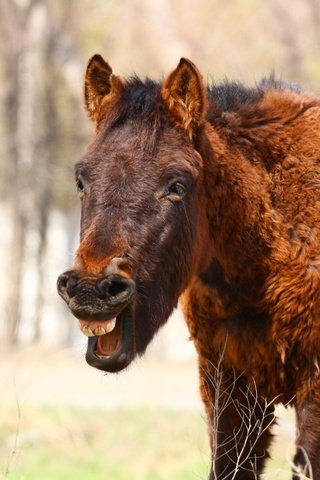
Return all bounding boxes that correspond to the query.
[0,0,45,345]
[269,0,304,81]
[0,0,85,346]
[32,7,59,342]
[308,0,320,52]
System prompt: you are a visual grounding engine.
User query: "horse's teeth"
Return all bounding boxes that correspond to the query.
[94,326,106,336]
[105,318,116,333]
[79,319,116,336]
[81,325,95,337]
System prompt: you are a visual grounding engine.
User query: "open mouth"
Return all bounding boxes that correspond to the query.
[81,306,135,373]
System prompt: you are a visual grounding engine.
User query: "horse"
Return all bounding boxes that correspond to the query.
[57,54,320,479]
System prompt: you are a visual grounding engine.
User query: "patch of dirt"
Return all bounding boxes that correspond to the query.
[0,345,203,410]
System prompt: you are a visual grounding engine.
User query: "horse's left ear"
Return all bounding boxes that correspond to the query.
[162,58,206,136]
[84,54,123,123]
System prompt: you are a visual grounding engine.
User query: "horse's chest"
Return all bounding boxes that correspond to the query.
[181,281,293,400]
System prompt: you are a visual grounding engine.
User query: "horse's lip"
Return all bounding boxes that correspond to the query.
[71,305,122,322]
[85,305,135,373]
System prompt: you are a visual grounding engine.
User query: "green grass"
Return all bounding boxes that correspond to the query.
[0,404,210,480]
[0,402,295,479]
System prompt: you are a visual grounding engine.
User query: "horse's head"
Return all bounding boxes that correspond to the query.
[57,55,212,372]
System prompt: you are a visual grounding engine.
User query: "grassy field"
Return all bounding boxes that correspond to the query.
[0,404,211,480]
[0,402,295,480]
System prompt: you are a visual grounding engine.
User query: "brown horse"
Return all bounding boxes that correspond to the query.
[57,54,320,479]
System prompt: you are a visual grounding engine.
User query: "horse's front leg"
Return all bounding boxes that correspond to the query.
[293,390,320,479]
[199,362,275,480]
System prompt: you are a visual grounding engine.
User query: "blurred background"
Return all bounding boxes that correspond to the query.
[0,0,320,478]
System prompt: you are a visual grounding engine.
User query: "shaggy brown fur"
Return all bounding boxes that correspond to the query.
[58,55,320,479]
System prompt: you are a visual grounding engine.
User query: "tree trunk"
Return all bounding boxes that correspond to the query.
[2,0,47,346]
[32,8,57,342]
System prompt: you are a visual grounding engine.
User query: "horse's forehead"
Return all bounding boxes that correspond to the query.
[88,122,193,174]
[91,122,152,160]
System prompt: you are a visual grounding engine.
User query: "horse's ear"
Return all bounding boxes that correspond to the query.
[84,54,123,123]
[162,58,206,136]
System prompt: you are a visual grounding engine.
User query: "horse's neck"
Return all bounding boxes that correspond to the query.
[201,122,280,279]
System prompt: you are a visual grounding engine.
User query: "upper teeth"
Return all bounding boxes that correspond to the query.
[105,318,116,333]
[79,318,117,337]
[94,326,106,336]
[81,325,95,337]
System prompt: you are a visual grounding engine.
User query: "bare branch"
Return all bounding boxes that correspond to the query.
[3,379,21,476]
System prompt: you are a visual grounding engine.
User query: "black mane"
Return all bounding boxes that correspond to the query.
[120,76,161,120]
[207,76,300,113]
[105,76,163,131]
[106,74,300,130]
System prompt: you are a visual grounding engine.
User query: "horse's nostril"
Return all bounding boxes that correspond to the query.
[57,271,78,298]
[108,280,126,298]
[57,273,69,292]
[97,276,134,304]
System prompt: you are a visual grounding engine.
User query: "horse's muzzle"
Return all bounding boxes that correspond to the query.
[57,269,136,372]
[57,270,135,319]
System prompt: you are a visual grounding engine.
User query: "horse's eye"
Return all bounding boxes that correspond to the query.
[167,182,187,198]
[76,176,85,195]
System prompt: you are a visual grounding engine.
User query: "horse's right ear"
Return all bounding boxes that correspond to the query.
[162,58,206,137]
[84,54,123,123]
